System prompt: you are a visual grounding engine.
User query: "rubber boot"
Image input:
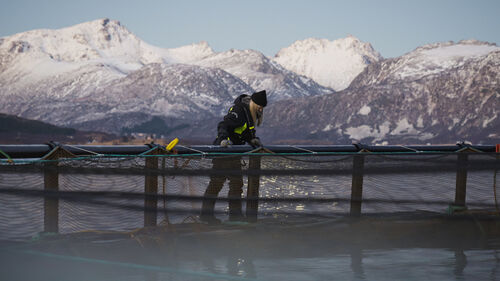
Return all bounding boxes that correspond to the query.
[200,176,225,224]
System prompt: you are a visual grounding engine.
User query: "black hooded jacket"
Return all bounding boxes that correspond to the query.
[214,94,257,145]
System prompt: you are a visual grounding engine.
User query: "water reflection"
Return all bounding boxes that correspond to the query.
[350,247,365,280]
[454,249,467,279]
[226,256,256,280]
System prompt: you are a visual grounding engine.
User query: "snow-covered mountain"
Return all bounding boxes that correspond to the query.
[261,40,500,144]
[0,19,332,134]
[273,36,382,91]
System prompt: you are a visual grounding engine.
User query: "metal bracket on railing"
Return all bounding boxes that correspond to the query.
[246,146,274,154]
[352,141,371,153]
[141,143,167,156]
[455,141,482,153]
[42,142,76,161]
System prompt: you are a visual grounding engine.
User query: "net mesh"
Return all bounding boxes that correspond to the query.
[0,152,498,241]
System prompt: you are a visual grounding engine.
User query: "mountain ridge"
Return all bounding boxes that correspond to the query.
[1,19,498,144]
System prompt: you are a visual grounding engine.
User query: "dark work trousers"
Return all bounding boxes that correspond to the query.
[201,157,244,221]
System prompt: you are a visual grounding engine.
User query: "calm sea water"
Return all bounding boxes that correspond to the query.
[1,216,499,281]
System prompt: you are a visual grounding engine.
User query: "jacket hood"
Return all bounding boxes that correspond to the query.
[234,94,251,105]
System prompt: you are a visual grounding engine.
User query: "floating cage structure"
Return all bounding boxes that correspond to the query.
[0,143,498,238]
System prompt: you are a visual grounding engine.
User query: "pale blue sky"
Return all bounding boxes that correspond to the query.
[1,0,499,58]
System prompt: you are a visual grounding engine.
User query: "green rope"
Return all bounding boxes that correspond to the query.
[139,145,165,156]
[0,148,13,163]
[18,249,261,281]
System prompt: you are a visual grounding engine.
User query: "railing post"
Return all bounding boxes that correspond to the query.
[350,154,365,216]
[42,145,75,233]
[454,153,468,207]
[451,146,482,213]
[246,154,261,222]
[144,147,162,227]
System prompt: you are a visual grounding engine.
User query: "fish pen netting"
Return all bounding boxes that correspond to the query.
[0,152,498,240]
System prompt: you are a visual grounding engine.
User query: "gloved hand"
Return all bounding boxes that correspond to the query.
[220,139,231,147]
[250,138,262,148]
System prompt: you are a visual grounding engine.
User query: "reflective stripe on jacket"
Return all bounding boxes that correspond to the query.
[214,95,256,145]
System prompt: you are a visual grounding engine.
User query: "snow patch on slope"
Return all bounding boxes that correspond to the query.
[345,122,390,142]
[390,118,434,140]
[358,105,371,115]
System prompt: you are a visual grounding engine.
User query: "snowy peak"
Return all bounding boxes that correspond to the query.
[273,36,382,91]
[0,18,149,82]
[1,19,139,62]
[277,36,375,54]
[393,40,500,80]
[356,40,500,84]
[412,39,497,53]
[0,19,217,79]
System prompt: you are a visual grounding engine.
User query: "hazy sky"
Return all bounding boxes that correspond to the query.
[1,0,499,58]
